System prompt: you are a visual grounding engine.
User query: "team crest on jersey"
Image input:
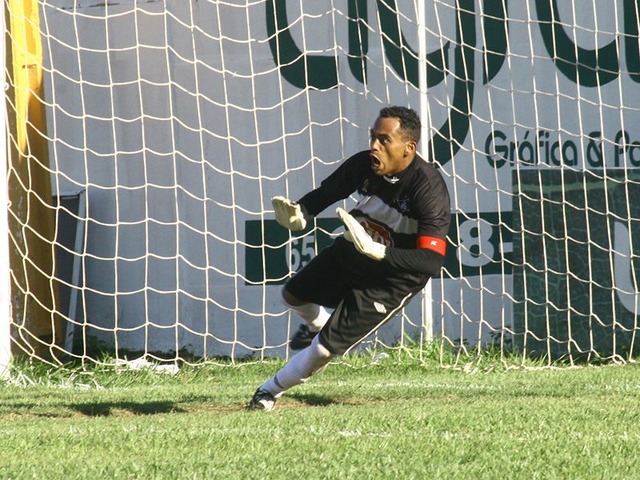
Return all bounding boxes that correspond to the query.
[361,179,370,194]
[397,196,410,213]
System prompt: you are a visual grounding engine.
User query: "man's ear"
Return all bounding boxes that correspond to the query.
[404,141,417,156]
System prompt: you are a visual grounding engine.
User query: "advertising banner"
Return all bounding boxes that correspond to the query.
[41,1,639,358]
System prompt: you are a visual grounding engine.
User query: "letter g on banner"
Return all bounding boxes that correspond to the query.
[265,0,338,90]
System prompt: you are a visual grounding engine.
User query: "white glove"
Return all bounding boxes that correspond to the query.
[336,207,386,261]
[272,196,307,231]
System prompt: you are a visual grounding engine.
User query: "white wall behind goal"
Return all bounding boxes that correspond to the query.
[38,0,640,359]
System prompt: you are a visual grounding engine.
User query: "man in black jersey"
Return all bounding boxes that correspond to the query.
[248,106,451,411]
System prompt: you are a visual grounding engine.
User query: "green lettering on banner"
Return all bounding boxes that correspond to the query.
[446,211,512,278]
[376,0,448,88]
[244,212,512,285]
[348,0,369,84]
[245,218,342,285]
[624,0,640,83]
[512,169,640,359]
[266,0,640,163]
[265,0,338,89]
[482,0,509,84]
[535,0,619,87]
[426,0,476,166]
[485,129,640,169]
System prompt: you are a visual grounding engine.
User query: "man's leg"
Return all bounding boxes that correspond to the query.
[282,288,331,350]
[247,335,334,411]
[282,288,330,332]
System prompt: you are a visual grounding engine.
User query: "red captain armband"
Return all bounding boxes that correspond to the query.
[416,235,447,256]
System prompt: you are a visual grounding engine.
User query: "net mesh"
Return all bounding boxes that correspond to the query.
[4,0,639,367]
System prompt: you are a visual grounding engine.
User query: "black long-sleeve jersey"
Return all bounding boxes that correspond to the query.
[298,150,451,278]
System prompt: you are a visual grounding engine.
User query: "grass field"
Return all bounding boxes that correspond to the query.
[1,356,640,479]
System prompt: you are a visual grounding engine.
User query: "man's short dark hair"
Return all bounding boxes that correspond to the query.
[379,106,421,144]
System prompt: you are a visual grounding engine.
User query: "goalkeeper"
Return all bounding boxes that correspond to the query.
[248,106,451,411]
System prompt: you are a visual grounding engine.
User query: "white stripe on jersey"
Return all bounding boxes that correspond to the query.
[354,195,418,235]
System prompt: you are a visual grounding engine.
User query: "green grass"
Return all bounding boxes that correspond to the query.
[1,357,640,479]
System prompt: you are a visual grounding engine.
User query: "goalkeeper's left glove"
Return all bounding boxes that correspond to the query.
[336,207,386,261]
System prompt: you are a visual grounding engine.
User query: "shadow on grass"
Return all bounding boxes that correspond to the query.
[289,393,341,407]
[73,401,187,417]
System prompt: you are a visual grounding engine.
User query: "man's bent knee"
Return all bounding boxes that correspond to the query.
[281,287,305,307]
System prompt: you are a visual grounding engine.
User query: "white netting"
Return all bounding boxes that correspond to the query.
[3,0,639,366]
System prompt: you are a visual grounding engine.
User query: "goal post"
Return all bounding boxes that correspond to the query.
[0,0,10,379]
[5,0,62,364]
[2,0,639,368]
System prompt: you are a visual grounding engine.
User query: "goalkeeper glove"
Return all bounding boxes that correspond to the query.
[336,207,386,261]
[272,196,307,231]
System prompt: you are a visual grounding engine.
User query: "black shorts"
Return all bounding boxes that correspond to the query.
[284,238,429,355]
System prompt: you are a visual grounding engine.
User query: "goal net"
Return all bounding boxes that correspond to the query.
[3,0,639,368]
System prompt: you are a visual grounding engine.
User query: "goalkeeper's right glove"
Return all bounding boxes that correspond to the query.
[272,196,307,231]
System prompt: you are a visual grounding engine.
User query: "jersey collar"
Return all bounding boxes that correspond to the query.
[382,155,419,184]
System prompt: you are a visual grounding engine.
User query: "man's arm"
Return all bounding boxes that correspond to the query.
[338,207,447,276]
[297,151,370,217]
[384,246,446,276]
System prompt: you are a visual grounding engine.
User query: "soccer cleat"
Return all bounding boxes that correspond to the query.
[289,324,318,350]
[247,389,277,411]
